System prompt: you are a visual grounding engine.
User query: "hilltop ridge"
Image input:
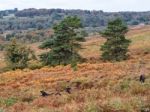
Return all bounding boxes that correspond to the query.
[1,8,150,31]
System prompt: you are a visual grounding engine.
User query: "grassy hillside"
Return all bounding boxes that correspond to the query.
[0,25,149,112]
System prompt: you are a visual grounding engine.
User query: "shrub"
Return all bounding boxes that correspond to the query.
[20,94,35,103]
[5,39,35,70]
[129,97,143,111]
[84,103,103,112]
[4,97,17,107]
[130,82,148,95]
[71,77,88,88]
[108,98,124,111]
[0,109,4,112]
[0,97,4,106]
[72,78,94,90]
[27,60,43,70]
[120,80,130,91]
[114,79,131,93]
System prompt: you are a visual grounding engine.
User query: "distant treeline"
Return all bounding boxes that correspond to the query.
[0,8,150,31]
[0,8,18,16]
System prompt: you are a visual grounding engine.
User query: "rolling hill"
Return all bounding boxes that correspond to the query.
[0,25,149,112]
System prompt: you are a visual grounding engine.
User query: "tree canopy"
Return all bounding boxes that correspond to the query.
[101,18,131,61]
[39,16,85,66]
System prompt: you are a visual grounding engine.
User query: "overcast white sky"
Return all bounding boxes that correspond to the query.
[0,0,150,12]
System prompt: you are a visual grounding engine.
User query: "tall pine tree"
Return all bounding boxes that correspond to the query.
[39,16,85,66]
[101,18,131,61]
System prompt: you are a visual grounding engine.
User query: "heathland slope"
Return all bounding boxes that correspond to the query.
[0,26,149,112]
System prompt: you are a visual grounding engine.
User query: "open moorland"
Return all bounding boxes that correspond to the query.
[0,25,150,112]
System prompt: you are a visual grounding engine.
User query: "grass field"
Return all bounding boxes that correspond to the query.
[0,25,149,112]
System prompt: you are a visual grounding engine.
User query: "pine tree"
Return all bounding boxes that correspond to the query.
[100,18,131,61]
[39,16,85,66]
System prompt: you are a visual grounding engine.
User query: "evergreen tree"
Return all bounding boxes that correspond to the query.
[100,18,131,61]
[5,39,35,70]
[39,16,85,66]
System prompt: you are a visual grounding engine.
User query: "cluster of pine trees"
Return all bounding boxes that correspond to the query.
[5,16,131,70]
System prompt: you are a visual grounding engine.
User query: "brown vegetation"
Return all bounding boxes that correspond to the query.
[0,25,150,112]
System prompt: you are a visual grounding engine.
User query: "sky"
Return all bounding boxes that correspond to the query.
[0,0,150,12]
